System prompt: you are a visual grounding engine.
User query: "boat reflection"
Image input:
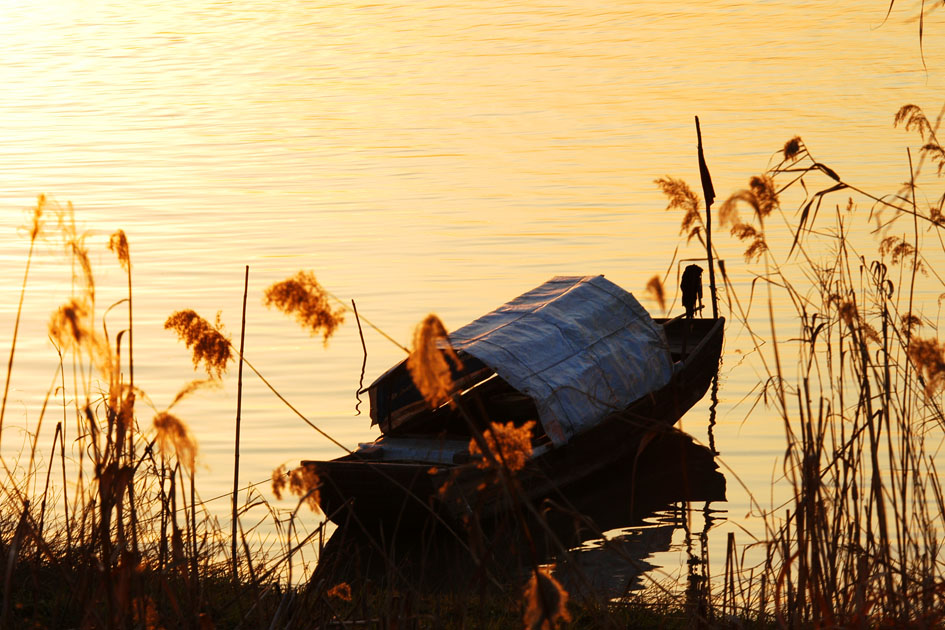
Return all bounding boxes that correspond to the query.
[313,426,725,598]
[544,428,725,600]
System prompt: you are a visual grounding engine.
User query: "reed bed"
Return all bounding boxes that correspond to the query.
[4,103,945,629]
[680,104,945,626]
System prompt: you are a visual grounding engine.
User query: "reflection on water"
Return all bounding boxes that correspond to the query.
[551,428,725,601]
[314,427,725,599]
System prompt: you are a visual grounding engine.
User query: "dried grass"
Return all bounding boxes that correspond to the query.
[152,411,198,473]
[908,336,945,396]
[645,275,666,313]
[271,463,321,513]
[407,314,463,409]
[164,310,232,378]
[468,420,535,474]
[325,582,352,601]
[523,565,571,630]
[655,176,704,243]
[719,175,779,262]
[108,229,130,271]
[263,270,345,344]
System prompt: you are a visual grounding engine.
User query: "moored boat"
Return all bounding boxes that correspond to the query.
[304,275,724,527]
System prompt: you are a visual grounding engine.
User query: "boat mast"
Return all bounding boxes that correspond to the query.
[695,116,719,320]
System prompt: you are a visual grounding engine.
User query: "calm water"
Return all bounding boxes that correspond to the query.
[1,0,943,586]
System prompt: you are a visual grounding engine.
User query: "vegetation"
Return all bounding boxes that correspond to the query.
[3,99,945,628]
[655,104,945,626]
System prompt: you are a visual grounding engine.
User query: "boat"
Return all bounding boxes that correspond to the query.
[311,429,725,591]
[304,275,724,528]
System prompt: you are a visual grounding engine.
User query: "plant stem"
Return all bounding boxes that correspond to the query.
[232,265,249,582]
[0,206,41,452]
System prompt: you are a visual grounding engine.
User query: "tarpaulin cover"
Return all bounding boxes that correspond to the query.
[448,276,673,446]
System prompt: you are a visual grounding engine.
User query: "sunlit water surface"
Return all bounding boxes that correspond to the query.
[0,0,943,591]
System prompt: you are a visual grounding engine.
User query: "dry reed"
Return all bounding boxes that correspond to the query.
[655,176,705,244]
[407,314,463,409]
[468,420,535,474]
[263,270,345,344]
[271,463,321,514]
[523,564,571,630]
[153,411,198,474]
[657,108,945,625]
[645,275,667,313]
[164,309,232,378]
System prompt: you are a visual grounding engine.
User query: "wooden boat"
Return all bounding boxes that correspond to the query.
[311,430,725,591]
[304,275,724,528]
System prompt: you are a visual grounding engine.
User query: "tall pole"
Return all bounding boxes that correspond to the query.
[695,116,719,320]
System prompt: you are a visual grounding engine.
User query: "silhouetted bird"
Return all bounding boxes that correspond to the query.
[681,264,703,319]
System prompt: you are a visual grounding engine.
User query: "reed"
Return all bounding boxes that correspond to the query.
[8,104,945,629]
[0,216,351,629]
[656,105,945,625]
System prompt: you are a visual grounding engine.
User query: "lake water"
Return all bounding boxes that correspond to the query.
[0,0,943,590]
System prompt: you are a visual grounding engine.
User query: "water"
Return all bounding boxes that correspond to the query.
[0,0,943,590]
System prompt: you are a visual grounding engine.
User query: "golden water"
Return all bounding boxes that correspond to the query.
[1,0,943,586]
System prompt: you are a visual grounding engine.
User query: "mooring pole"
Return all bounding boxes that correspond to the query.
[695,116,719,320]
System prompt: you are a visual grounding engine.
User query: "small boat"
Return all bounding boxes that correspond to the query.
[305,275,724,528]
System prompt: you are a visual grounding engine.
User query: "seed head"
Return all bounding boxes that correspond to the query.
[272,463,321,513]
[108,229,130,271]
[656,176,703,243]
[645,275,666,313]
[49,298,91,348]
[165,310,232,378]
[783,136,804,161]
[469,420,535,473]
[325,582,352,602]
[523,565,571,630]
[909,337,945,397]
[264,271,345,345]
[153,411,197,473]
[407,314,463,409]
[27,195,46,241]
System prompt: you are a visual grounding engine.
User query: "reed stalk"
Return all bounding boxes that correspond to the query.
[232,265,249,582]
[0,197,44,452]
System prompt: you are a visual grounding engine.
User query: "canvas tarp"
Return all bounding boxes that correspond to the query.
[448,275,673,446]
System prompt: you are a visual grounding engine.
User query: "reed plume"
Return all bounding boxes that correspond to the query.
[48,297,92,348]
[908,336,945,396]
[655,176,704,243]
[469,420,535,473]
[407,314,463,409]
[782,136,804,161]
[108,230,130,271]
[271,463,321,513]
[523,565,571,630]
[27,194,45,240]
[720,175,779,262]
[895,104,935,140]
[264,271,345,344]
[645,275,666,313]
[152,411,197,473]
[164,310,232,378]
[325,582,352,602]
[54,201,95,301]
[880,235,922,269]
[167,378,220,409]
[49,297,117,380]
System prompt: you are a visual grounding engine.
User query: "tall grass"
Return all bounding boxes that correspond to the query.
[0,208,350,629]
[6,103,945,629]
[661,106,945,626]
